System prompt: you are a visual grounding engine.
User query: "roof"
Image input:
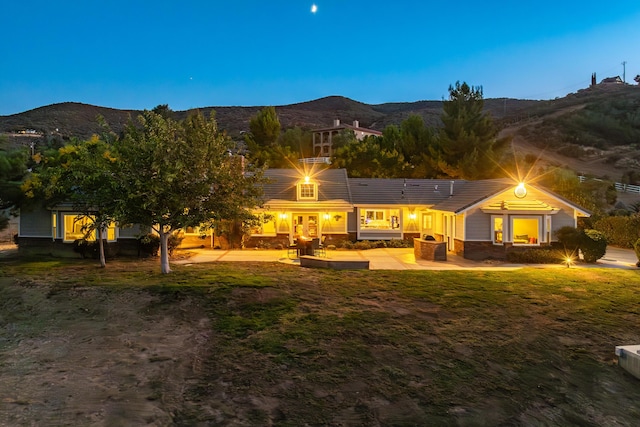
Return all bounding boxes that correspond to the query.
[260,169,590,216]
[262,168,351,203]
[312,123,382,136]
[430,179,512,213]
[349,178,467,206]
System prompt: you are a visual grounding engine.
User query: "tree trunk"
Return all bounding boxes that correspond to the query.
[159,229,172,274]
[98,227,106,268]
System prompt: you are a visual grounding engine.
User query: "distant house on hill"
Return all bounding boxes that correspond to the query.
[311,119,382,158]
[600,76,624,85]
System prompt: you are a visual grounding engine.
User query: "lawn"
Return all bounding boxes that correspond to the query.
[1,258,640,426]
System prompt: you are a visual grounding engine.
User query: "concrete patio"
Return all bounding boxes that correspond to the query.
[173,246,639,271]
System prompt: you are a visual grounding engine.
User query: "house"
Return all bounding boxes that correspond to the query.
[600,76,624,85]
[244,168,591,260]
[16,202,146,257]
[312,119,382,158]
[17,167,590,260]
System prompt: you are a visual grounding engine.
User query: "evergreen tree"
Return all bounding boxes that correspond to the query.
[437,81,510,179]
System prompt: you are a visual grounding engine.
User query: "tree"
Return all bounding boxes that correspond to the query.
[437,81,510,179]
[332,135,405,178]
[245,106,282,167]
[0,147,29,231]
[22,135,118,267]
[114,109,264,274]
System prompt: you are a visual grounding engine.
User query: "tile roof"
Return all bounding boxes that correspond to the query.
[349,178,467,206]
[261,170,589,215]
[262,168,351,202]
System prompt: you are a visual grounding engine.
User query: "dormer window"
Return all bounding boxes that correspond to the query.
[297,176,318,201]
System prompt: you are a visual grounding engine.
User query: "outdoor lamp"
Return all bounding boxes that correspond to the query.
[514,182,527,198]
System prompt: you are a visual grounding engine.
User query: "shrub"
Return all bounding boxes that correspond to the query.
[72,239,100,259]
[633,238,640,267]
[555,226,582,251]
[581,229,607,263]
[593,215,640,248]
[138,234,160,257]
[506,248,563,264]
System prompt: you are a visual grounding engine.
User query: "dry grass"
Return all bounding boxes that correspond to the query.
[1,258,640,426]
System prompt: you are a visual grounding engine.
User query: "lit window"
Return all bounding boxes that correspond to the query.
[297,182,317,200]
[250,214,276,236]
[63,215,95,242]
[512,217,540,245]
[63,214,116,242]
[422,214,433,230]
[360,209,400,229]
[493,216,503,244]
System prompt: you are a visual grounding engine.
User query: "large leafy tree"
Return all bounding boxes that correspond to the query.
[115,109,264,273]
[22,135,118,267]
[437,81,510,179]
[332,135,405,178]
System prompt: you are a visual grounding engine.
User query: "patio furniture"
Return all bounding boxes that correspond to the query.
[311,237,325,257]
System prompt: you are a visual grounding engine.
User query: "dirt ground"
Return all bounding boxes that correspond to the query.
[0,282,213,426]
[2,257,640,426]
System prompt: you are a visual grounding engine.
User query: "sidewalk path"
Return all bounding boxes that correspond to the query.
[174,246,639,271]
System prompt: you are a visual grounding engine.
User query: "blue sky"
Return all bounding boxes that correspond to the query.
[2,1,639,115]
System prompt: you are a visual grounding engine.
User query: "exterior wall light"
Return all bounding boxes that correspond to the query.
[514,182,527,199]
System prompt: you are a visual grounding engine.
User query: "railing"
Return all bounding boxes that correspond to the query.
[579,176,640,194]
[299,157,331,164]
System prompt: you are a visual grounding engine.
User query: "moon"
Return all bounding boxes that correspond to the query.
[311,4,317,13]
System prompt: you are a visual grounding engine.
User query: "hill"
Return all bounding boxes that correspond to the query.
[2,85,640,181]
[0,96,540,142]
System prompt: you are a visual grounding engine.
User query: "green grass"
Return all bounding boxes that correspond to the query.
[2,258,640,425]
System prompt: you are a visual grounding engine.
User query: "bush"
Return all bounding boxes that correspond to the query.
[593,215,640,248]
[138,234,160,257]
[581,229,607,263]
[506,248,563,264]
[556,226,582,251]
[633,238,640,266]
[72,239,100,259]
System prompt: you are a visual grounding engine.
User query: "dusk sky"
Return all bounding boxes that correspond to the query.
[2,1,639,116]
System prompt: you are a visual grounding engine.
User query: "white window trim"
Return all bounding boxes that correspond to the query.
[297,182,318,201]
[510,215,542,246]
[491,214,505,246]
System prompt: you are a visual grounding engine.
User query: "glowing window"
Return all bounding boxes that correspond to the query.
[63,214,116,242]
[493,216,503,244]
[250,214,277,236]
[297,182,317,200]
[360,209,400,229]
[512,217,540,245]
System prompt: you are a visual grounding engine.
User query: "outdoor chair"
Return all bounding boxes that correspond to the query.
[287,240,299,259]
[311,238,326,257]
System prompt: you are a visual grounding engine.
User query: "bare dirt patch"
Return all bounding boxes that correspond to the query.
[0,282,211,426]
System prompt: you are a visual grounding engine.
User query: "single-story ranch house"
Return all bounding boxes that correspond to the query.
[17,167,590,260]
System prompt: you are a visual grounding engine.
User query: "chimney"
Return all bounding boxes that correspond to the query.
[591,72,596,87]
[449,180,454,197]
[333,119,340,127]
[353,120,359,128]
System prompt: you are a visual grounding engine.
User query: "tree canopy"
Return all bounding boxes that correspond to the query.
[1,146,30,231]
[22,135,118,266]
[436,82,510,179]
[115,109,265,273]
